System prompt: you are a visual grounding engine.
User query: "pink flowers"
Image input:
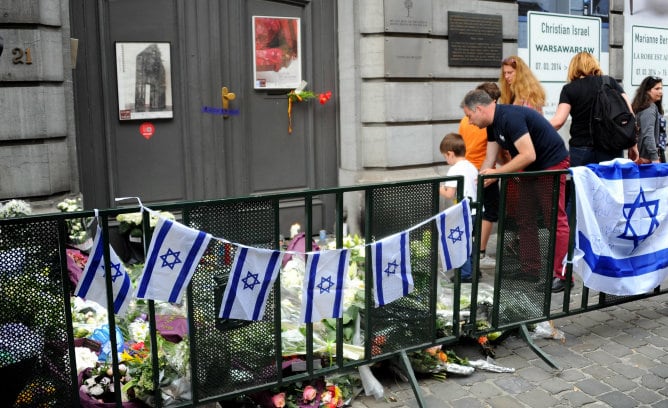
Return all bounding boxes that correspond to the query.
[272,392,286,407]
[302,385,317,402]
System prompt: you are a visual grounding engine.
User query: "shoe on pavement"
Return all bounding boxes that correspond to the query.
[551,277,573,293]
[479,255,496,269]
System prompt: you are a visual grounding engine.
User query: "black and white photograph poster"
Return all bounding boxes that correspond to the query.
[116,42,173,121]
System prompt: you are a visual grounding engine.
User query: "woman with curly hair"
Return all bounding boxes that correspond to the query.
[550,52,638,166]
[631,75,665,163]
[499,55,546,113]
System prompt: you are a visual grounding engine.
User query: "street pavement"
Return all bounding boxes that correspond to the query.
[351,234,668,408]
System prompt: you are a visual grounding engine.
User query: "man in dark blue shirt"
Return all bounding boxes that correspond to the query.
[461,89,572,292]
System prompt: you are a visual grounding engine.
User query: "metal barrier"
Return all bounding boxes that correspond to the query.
[0,177,464,408]
[467,170,668,370]
[2,170,667,408]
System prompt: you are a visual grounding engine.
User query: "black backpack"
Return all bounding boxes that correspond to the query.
[590,76,638,151]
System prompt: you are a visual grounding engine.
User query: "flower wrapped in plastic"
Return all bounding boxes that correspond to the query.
[116,211,175,241]
[74,292,191,407]
[280,235,366,361]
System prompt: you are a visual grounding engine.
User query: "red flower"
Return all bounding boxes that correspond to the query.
[371,334,387,356]
[67,249,88,269]
[321,385,343,408]
[318,91,332,104]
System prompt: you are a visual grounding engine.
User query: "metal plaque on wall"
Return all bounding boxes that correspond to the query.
[383,0,431,34]
[448,12,502,67]
[384,37,433,77]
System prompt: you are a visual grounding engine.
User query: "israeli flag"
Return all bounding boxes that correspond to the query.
[219,246,284,321]
[300,249,350,323]
[74,227,133,316]
[570,159,668,295]
[436,199,472,271]
[371,231,413,307]
[136,217,212,303]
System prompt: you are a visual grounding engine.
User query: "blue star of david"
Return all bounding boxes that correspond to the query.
[317,275,335,294]
[617,188,660,249]
[109,263,123,282]
[384,259,399,277]
[448,226,464,244]
[159,248,182,269]
[100,262,123,282]
[242,271,261,290]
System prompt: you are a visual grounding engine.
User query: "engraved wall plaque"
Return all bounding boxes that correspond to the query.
[448,12,502,67]
[383,0,431,34]
[384,37,433,77]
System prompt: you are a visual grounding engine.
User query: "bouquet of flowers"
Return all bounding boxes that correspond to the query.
[280,234,366,361]
[73,264,191,407]
[408,346,449,376]
[255,374,358,408]
[286,81,333,133]
[57,197,93,248]
[116,211,175,242]
[0,199,31,218]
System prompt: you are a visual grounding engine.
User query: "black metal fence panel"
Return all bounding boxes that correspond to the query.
[2,172,666,407]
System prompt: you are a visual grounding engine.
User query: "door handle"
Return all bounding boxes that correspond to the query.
[222,86,236,119]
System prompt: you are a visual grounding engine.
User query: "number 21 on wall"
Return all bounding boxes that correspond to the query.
[12,48,33,64]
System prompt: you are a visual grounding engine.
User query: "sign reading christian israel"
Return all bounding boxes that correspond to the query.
[527,12,601,83]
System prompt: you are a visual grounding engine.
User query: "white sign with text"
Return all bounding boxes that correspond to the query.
[527,12,601,83]
[631,25,668,86]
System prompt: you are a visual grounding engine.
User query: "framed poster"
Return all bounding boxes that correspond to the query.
[252,16,301,89]
[115,42,173,120]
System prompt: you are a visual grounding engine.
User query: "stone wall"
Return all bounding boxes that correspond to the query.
[0,0,77,202]
[337,0,519,233]
[338,0,518,186]
[337,0,627,233]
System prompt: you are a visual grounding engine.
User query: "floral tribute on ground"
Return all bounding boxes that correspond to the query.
[58,198,516,407]
[72,262,191,407]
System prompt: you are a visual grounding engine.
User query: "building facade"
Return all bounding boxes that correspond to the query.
[0,0,637,234]
[0,0,77,206]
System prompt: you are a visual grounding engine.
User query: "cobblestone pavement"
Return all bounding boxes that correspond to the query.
[351,293,668,407]
[350,230,668,407]
[351,268,668,407]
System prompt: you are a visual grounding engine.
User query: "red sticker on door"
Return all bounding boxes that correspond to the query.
[139,122,155,139]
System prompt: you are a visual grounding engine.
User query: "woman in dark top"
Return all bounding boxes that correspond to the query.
[550,52,638,166]
[631,75,665,163]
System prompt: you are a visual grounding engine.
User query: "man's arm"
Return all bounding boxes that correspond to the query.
[480,141,500,171]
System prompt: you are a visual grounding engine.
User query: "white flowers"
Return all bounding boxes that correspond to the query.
[56,197,82,213]
[56,197,92,244]
[128,320,150,343]
[0,199,32,218]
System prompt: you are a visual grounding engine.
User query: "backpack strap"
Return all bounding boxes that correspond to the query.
[589,76,604,140]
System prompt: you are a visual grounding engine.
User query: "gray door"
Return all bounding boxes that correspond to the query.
[72,0,338,232]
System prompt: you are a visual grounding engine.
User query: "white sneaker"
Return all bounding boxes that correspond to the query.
[478,255,496,269]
